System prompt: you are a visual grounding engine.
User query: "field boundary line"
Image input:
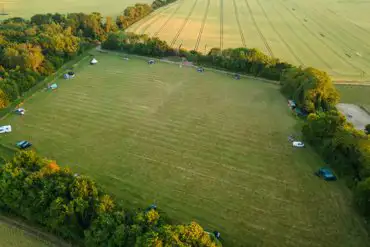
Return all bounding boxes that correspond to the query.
[333,81,370,86]
[194,0,210,51]
[153,0,185,37]
[272,1,333,70]
[277,0,363,74]
[0,215,72,247]
[244,0,273,57]
[232,0,246,47]
[96,46,280,85]
[256,0,303,66]
[96,46,370,87]
[220,0,224,50]
[170,0,199,47]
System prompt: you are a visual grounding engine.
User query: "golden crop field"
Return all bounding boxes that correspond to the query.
[128,0,370,81]
[0,0,152,19]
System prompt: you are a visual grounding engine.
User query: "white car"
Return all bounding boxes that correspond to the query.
[292,141,305,148]
[0,125,12,134]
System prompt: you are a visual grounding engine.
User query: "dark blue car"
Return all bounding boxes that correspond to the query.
[16,141,32,149]
[315,167,337,181]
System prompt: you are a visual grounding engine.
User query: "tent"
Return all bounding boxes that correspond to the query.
[49,83,58,90]
[90,58,98,65]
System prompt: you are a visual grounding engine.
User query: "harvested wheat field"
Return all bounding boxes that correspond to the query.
[0,0,152,19]
[128,0,370,81]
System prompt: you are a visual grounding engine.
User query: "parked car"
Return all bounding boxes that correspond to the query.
[315,167,337,181]
[14,108,25,115]
[0,125,12,134]
[16,140,32,149]
[292,141,305,148]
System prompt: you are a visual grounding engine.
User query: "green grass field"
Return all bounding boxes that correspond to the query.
[0,50,368,246]
[128,0,370,81]
[0,220,52,247]
[337,85,370,112]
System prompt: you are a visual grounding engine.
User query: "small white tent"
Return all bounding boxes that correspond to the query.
[90,58,98,65]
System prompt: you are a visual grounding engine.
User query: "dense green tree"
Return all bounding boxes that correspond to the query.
[116,4,152,29]
[104,16,118,33]
[2,43,44,71]
[0,151,219,246]
[152,0,177,9]
[365,124,370,134]
[281,67,339,113]
[30,14,53,25]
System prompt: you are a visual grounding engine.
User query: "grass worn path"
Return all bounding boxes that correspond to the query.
[0,51,368,246]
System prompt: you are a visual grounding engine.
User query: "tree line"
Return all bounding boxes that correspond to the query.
[0,151,221,247]
[101,30,370,218]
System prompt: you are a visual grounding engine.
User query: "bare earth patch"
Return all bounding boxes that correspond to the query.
[337,103,370,130]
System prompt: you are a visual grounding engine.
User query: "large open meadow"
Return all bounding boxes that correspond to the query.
[0,51,368,246]
[128,0,370,81]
